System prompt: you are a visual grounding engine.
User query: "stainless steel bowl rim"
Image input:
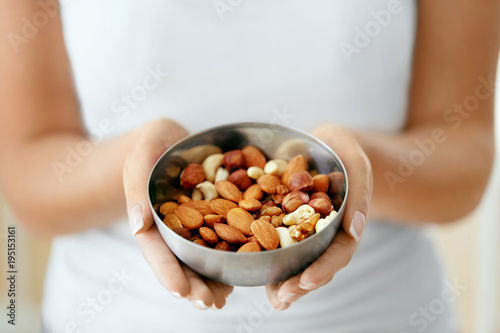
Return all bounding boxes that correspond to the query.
[147,122,349,255]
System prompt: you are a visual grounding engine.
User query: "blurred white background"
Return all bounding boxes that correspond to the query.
[1,66,499,333]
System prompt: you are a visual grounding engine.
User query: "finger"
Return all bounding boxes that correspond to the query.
[265,281,290,311]
[136,225,191,298]
[124,118,188,235]
[204,280,227,310]
[274,274,308,304]
[312,125,372,242]
[219,283,234,298]
[182,265,215,310]
[298,229,358,291]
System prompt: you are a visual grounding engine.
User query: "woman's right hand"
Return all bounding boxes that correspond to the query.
[123,118,234,310]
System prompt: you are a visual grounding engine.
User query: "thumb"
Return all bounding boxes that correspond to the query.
[123,119,189,235]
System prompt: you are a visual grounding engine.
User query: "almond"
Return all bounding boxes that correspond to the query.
[163,213,183,230]
[288,170,314,192]
[312,174,330,193]
[215,180,243,202]
[199,226,219,244]
[237,242,261,253]
[223,150,245,172]
[173,206,204,230]
[215,240,233,251]
[181,200,214,216]
[281,155,307,187]
[193,239,208,247]
[251,219,280,250]
[257,174,281,194]
[159,202,179,216]
[203,214,225,228]
[173,227,191,240]
[210,198,238,217]
[177,195,192,204]
[214,223,247,244]
[242,145,267,169]
[179,163,206,189]
[243,184,264,201]
[228,169,252,190]
[226,208,254,236]
[238,198,262,212]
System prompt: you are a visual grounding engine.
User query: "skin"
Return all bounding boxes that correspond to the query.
[0,0,498,312]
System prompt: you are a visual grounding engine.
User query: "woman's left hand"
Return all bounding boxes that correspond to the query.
[266,124,373,310]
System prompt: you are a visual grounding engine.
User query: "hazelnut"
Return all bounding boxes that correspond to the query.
[179,163,206,189]
[282,191,310,214]
[328,171,346,197]
[288,170,314,192]
[310,192,331,202]
[308,198,333,216]
[229,169,252,190]
[223,150,245,172]
[312,174,329,193]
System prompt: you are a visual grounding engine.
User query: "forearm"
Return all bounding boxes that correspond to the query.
[1,130,135,237]
[357,121,494,224]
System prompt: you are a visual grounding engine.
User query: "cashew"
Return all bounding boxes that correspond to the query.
[214,167,229,182]
[283,204,315,226]
[202,153,224,182]
[315,210,338,234]
[247,166,264,180]
[264,159,287,177]
[195,181,219,201]
[181,145,222,164]
[191,188,203,201]
[276,227,297,248]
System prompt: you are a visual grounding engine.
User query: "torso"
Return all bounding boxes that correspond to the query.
[42,1,458,332]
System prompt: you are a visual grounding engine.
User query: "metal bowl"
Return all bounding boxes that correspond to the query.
[148,123,348,286]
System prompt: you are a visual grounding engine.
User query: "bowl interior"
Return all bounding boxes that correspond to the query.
[147,122,348,285]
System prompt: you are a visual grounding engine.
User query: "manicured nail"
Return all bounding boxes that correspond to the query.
[349,211,366,242]
[299,283,317,291]
[194,300,209,310]
[212,304,222,310]
[129,204,144,235]
[278,293,297,303]
[277,302,289,311]
[170,291,182,299]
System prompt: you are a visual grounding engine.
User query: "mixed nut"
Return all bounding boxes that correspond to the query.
[154,145,345,252]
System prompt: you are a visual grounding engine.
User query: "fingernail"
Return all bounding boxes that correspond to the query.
[193,300,209,310]
[170,291,182,299]
[212,304,222,310]
[349,211,366,242]
[278,293,297,302]
[299,283,317,291]
[277,302,289,311]
[129,204,144,235]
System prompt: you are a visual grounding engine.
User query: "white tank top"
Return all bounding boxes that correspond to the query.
[43,1,458,332]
